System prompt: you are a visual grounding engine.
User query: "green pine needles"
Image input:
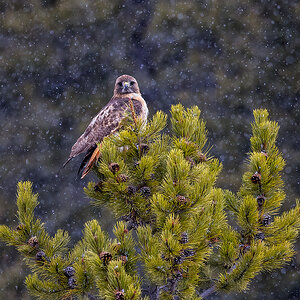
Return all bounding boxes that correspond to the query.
[1,105,299,300]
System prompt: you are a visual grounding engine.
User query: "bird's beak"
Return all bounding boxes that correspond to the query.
[122,81,130,93]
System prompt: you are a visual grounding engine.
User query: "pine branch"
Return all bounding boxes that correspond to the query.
[1,106,300,300]
[200,285,217,299]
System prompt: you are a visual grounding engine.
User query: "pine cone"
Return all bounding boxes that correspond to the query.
[261,214,272,226]
[210,237,220,243]
[256,195,266,208]
[182,249,194,257]
[139,186,151,198]
[64,266,75,278]
[119,255,127,265]
[127,185,136,195]
[99,251,112,264]
[117,174,129,183]
[94,181,103,192]
[140,143,149,155]
[174,270,183,280]
[251,172,261,184]
[186,157,195,167]
[180,232,188,244]
[177,195,190,205]
[68,277,76,289]
[174,256,184,265]
[115,290,125,300]
[109,162,120,174]
[35,251,46,262]
[254,232,265,240]
[27,236,39,248]
[196,152,207,163]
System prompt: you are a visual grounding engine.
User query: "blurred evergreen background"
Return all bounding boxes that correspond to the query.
[0,0,299,298]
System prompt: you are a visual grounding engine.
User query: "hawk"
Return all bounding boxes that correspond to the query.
[63,74,148,178]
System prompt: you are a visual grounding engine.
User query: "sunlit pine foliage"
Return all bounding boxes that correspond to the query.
[1,106,299,299]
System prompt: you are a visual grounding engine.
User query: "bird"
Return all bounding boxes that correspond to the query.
[63,74,148,178]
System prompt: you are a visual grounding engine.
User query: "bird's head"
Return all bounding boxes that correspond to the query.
[114,74,140,95]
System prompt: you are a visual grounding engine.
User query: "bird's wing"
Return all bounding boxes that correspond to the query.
[79,97,146,178]
[69,98,129,159]
[63,95,146,172]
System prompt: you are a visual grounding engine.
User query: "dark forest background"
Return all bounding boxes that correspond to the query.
[0,0,299,299]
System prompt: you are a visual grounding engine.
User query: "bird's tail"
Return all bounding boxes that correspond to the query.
[80,146,101,179]
[77,146,96,177]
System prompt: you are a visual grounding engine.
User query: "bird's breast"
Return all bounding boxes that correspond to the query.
[113,92,148,121]
[129,93,148,121]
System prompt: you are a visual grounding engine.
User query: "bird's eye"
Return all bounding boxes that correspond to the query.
[118,82,123,87]
[130,81,135,86]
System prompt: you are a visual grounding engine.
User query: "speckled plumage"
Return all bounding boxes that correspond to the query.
[63,75,148,176]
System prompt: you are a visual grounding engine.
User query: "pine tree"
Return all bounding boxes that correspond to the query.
[1,105,299,299]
